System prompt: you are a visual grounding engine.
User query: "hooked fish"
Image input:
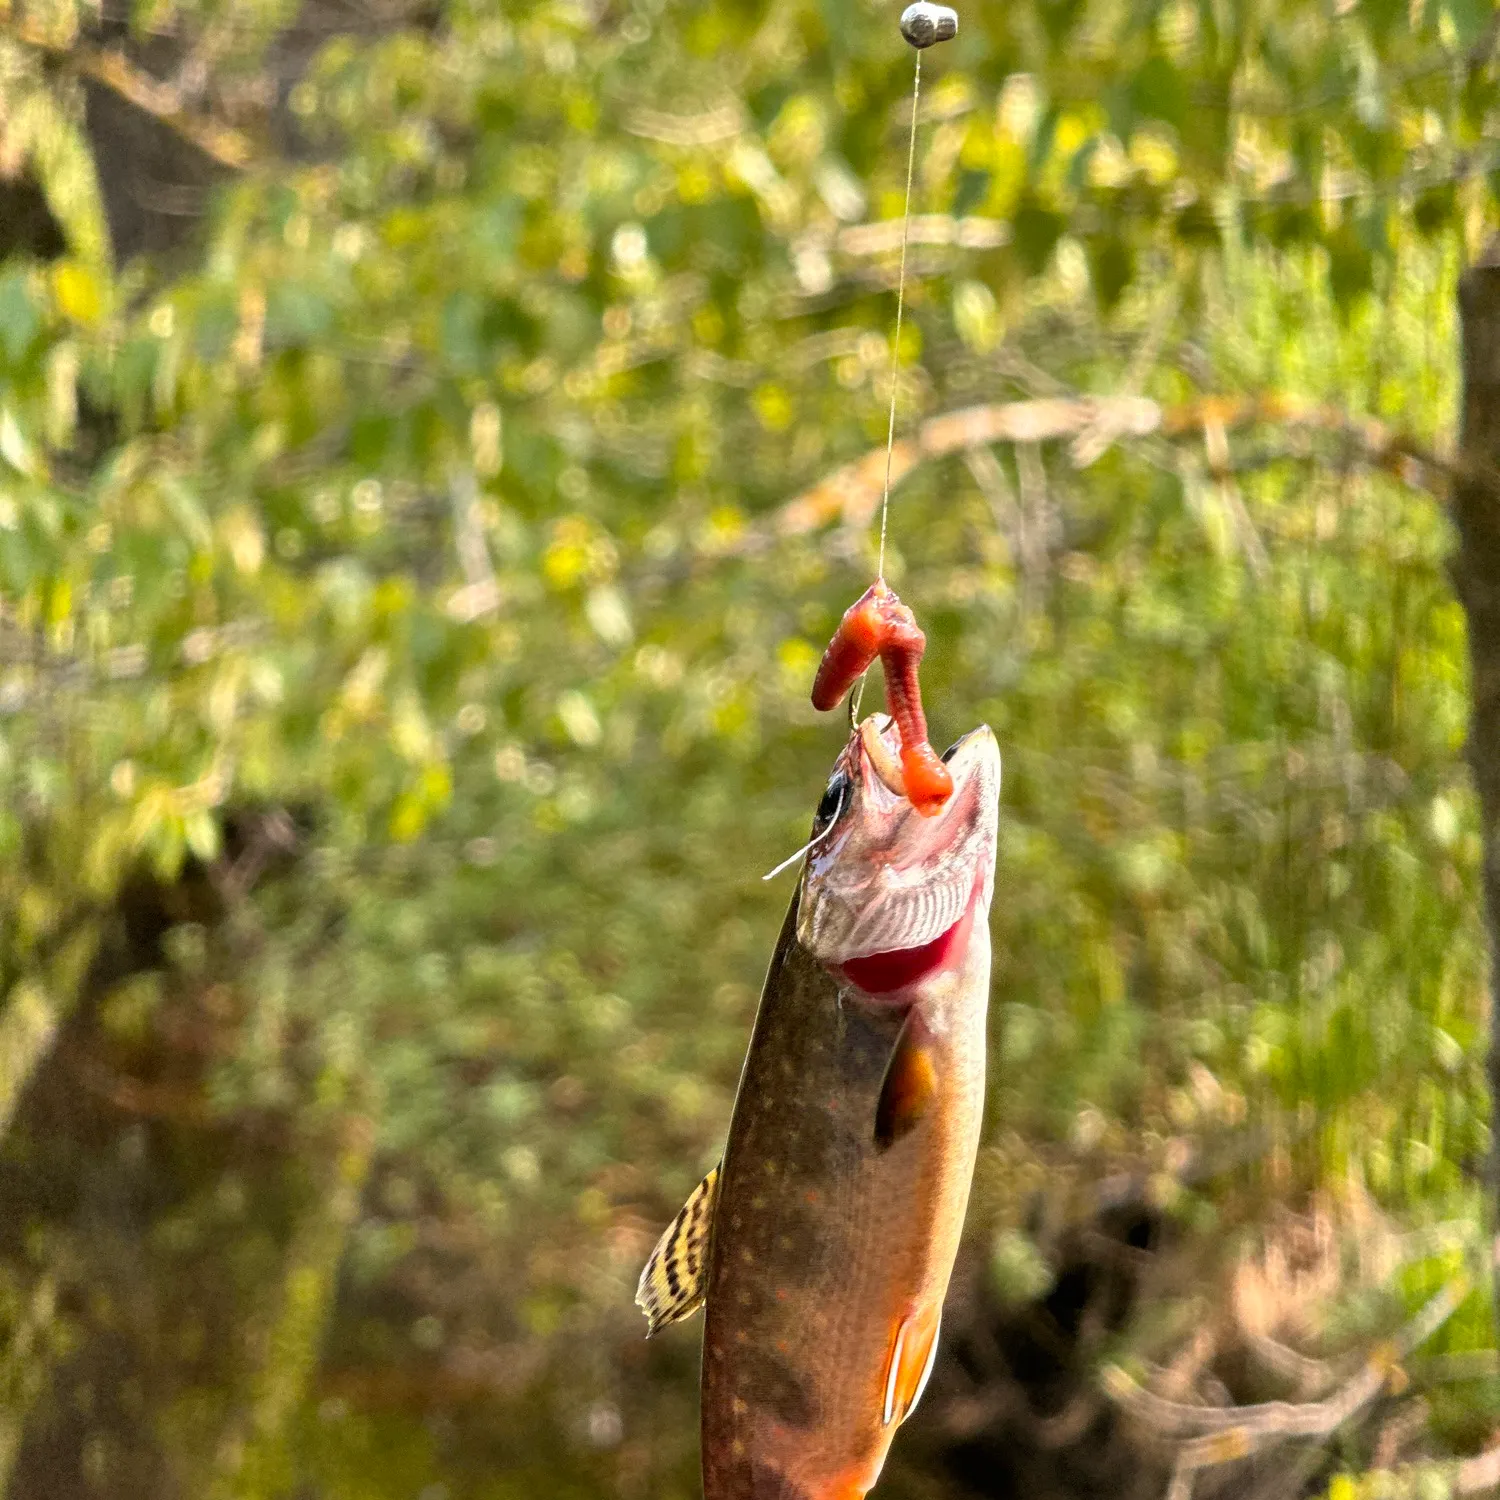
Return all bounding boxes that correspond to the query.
[638,711,1001,1499]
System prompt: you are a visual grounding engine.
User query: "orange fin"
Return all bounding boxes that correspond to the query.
[817,1480,874,1500]
[874,1016,937,1149]
[881,1304,943,1428]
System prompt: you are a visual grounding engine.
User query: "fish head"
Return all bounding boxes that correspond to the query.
[796,715,1000,968]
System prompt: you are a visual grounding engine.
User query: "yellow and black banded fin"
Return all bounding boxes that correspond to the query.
[635,1163,720,1336]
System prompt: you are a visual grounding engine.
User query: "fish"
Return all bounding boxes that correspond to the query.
[637,713,1001,1499]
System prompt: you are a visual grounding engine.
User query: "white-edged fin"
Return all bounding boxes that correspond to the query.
[882,1320,908,1426]
[906,1311,941,1420]
[635,1164,720,1335]
[881,1305,943,1426]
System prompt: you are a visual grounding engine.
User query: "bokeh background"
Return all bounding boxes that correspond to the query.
[0,0,1498,1496]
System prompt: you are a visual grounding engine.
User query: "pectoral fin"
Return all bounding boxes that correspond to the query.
[635,1163,720,1335]
[874,1015,938,1150]
[882,1304,943,1427]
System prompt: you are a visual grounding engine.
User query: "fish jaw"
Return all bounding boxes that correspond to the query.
[797,721,1000,968]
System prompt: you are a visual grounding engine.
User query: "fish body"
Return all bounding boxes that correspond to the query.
[686,718,1001,1499]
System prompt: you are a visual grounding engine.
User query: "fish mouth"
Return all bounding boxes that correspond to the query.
[797,719,1000,972]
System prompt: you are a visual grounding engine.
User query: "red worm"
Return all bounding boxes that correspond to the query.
[810,580,954,817]
[810,583,889,712]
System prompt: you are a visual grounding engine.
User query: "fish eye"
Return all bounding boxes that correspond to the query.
[940,736,963,763]
[813,769,850,832]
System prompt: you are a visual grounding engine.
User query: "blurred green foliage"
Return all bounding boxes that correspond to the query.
[0,0,1496,1495]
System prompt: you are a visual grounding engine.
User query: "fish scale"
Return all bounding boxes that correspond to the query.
[698,723,996,1498]
[638,716,999,1500]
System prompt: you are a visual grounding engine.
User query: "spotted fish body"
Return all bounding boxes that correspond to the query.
[640,718,1000,1500]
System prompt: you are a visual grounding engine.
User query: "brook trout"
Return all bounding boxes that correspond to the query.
[638,714,1001,1499]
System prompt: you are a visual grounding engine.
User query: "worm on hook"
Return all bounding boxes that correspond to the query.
[811,581,954,816]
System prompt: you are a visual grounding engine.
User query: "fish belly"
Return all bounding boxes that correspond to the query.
[701,895,989,1499]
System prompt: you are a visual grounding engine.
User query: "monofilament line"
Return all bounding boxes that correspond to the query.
[852,46,922,725]
[761,817,840,881]
[851,3,956,725]
[876,48,922,585]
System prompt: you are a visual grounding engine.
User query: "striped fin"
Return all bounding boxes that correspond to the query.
[635,1164,720,1336]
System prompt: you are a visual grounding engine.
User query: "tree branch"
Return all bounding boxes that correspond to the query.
[832,215,1010,257]
[775,391,1460,542]
[1103,1279,1467,1500]
[210,1110,375,1498]
[1454,250,1500,1343]
[6,18,254,170]
[0,921,100,1142]
[0,1272,59,1493]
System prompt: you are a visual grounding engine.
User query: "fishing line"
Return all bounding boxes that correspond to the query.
[850,3,956,722]
[761,818,841,882]
[765,7,960,884]
[876,47,923,586]
[762,772,851,880]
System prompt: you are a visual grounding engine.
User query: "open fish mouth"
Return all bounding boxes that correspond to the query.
[796,717,1001,973]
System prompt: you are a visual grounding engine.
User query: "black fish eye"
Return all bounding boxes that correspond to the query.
[814,769,849,832]
[941,736,963,763]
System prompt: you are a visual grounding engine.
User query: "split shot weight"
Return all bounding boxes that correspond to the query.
[899,2,958,48]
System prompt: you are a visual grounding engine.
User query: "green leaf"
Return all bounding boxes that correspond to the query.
[1088,236,1134,311]
[1327,225,1375,311]
[9,87,111,269]
[0,273,40,364]
[1012,197,1066,275]
[265,283,333,345]
[1413,183,1455,238]
[1130,56,1189,133]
